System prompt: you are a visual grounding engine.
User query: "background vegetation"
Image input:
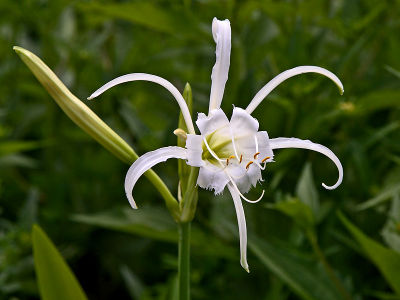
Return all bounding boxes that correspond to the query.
[1,0,400,299]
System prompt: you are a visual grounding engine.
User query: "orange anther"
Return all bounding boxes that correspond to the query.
[246,161,254,170]
[253,152,260,159]
[226,155,235,165]
[239,154,243,163]
[261,156,271,163]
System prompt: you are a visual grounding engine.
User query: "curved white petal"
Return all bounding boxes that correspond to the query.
[125,146,188,209]
[209,18,231,113]
[246,66,344,114]
[227,182,249,272]
[269,137,343,190]
[196,109,229,136]
[88,73,195,134]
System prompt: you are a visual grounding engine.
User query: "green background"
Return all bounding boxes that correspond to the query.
[1,0,400,299]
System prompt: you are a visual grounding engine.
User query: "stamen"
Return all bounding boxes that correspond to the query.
[225,172,264,204]
[246,161,254,170]
[226,155,236,165]
[254,136,259,153]
[261,156,271,163]
[239,154,243,163]
[253,161,266,170]
[253,152,260,159]
[229,128,240,162]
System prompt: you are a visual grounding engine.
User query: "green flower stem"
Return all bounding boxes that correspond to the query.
[178,221,191,300]
[13,46,180,220]
[306,230,352,300]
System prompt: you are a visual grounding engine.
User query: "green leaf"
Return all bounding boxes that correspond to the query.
[296,163,319,217]
[355,90,400,115]
[72,206,178,243]
[32,225,88,300]
[338,212,400,294]
[120,265,144,300]
[385,65,400,79]
[72,206,237,259]
[0,140,42,157]
[356,183,400,210]
[77,2,203,38]
[381,194,400,252]
[267,197,314,229]
[249,236,342,300]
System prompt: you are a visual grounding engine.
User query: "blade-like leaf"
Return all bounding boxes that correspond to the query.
[77,2,203,38]
[249,236,342,300]
[356,184,400,210]
[381,194,400,252]
[338,212,400,294]
[72,206,178,243]
[267,197,314,229]
[32,225,88,300]
[295,163,319,216]
[0,140,42,156]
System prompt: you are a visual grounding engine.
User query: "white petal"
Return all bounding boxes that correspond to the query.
[185,134,204,167]
[227,182,249,272]
[196,109,229,136]
[269,137,343,190]
[246,66,344,114]
[209,18,231,113]
[228,163,261,194]
[197,162,229,194]
[230,107,259,135]
[88,73,195,134]
[125,146,187,209]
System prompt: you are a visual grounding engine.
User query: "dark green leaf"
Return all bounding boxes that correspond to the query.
[32,225,88,300]
[249,236,342,300]
[339,212,400,294]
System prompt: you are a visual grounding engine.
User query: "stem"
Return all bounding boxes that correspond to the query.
[178,222,191,300]
[306,230,352,300]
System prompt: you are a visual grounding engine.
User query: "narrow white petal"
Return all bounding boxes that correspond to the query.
[88,73,195,134]
[269,137,343,190]
[246,66,344,114]
[209,18,231,113]
[227,182,249,272]
[125,146,188,209]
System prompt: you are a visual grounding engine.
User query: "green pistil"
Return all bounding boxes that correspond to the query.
[202,131,233,164]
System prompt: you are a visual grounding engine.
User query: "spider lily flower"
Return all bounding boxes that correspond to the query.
[88,18,344,272]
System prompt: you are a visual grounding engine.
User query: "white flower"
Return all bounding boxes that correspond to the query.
[88,18,344,272]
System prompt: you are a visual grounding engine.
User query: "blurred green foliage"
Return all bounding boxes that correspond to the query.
[1,0,400,299]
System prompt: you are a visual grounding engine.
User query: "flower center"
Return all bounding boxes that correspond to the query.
[201,131,234,164]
